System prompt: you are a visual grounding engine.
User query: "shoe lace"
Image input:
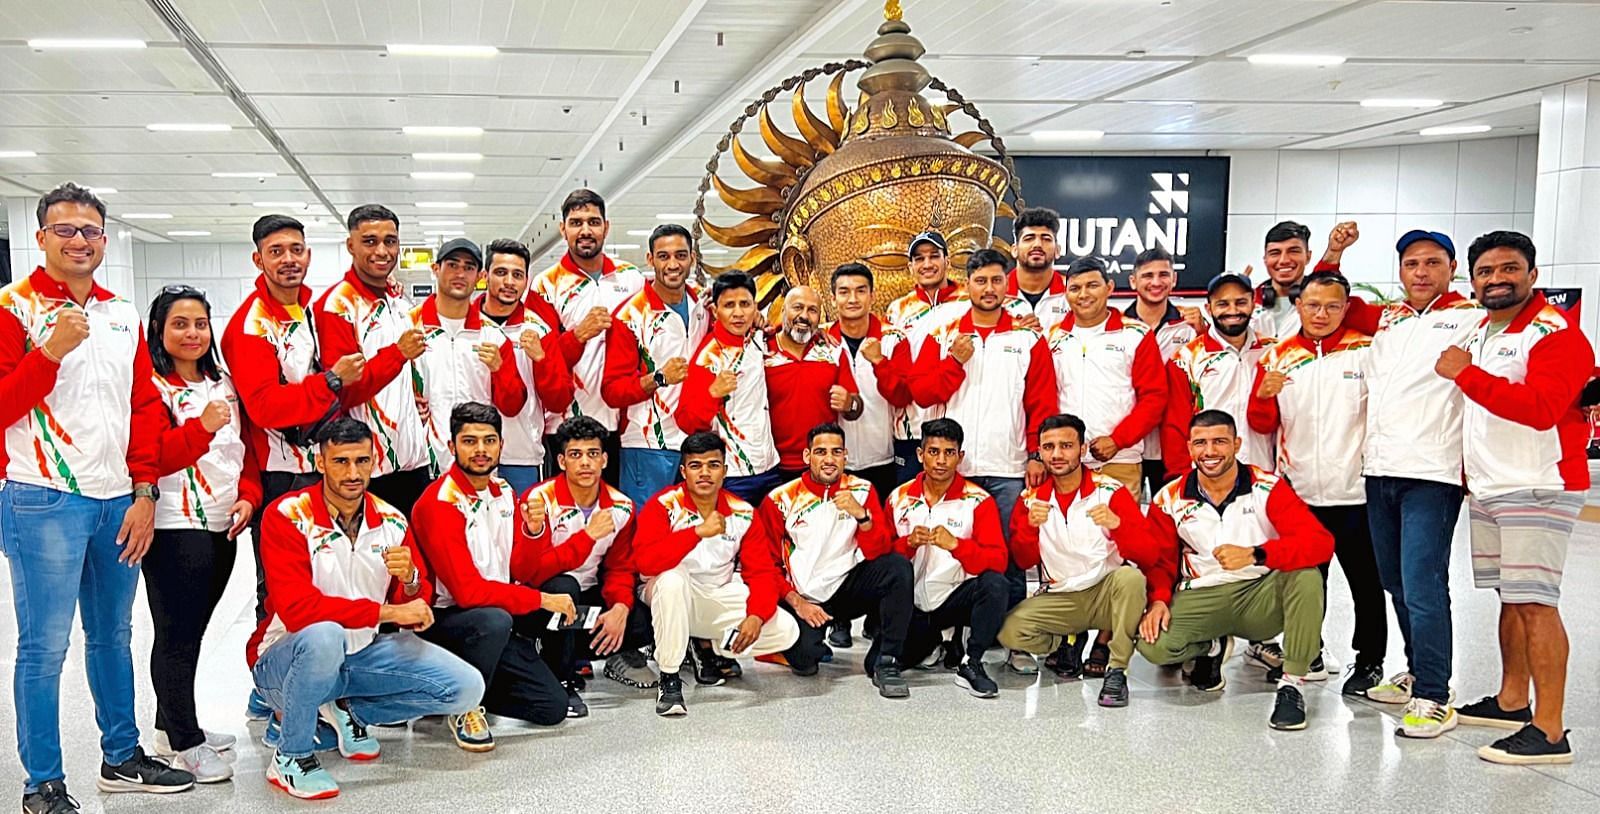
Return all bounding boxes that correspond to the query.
[292,754,321,775]
[460,708,489,737]
[1103,671,1127,692]
[37,783,78,811]
[1277,685,1306,712]
[1382,672,1413,689]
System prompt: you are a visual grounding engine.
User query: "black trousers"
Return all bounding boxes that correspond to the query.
[368,466,434,518]
[893,438,923,488]
[251,470,322,623]
[901,571,1009,668]
[784,554,914,671]
[847,463,899,505]
[531,576,655,684]
[144,528,236,751]
[544,431,621,487]
[1141,459,1168,503]
[1310,503,1388,668]
[418,605,566,726]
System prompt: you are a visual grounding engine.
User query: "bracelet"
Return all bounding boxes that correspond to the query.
[39,345,61,364]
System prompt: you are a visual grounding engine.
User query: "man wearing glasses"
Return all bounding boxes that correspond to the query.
[0,183,197,810]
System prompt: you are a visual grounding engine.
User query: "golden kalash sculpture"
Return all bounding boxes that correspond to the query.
[691,0,1026,317]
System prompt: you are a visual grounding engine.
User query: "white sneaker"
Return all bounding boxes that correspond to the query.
[1244,640,1284,670]
[1006,650,1039,676]
[1397,698,1458,739]
[1366,671,1415,705]
[170,744,233,784]
[154,729,237,761]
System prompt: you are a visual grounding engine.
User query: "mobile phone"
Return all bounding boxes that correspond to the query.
[545,605,602,631]
[721,627,741,650]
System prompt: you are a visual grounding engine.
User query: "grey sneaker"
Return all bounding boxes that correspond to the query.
[604,649,660,689]
[1005,649,1039,676]
[169,744,233,784]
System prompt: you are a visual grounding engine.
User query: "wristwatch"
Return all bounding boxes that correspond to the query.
[324,369,344,393]
[1027,451,1043,464]
[133,484,160,503]
[1251,547,1268,566]
[652,371,668,389]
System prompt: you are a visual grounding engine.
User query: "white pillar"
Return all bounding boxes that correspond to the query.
[101,225,135,300]
[5,195,44,280]
[1533,79,1600,341]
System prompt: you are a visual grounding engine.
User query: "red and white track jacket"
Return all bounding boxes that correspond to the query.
[602,283,712,452]
[314,269,429,476]
[0,268,162,498]
[1005,269,1070,327]
[529,253,647,433]
[517,475,638,607]
[409,296,526,463]
[631,485,783,621]
[1046,310,1166,466]
[675,324,779,477]
[251,487,428,663]
[1008,470,1160,596]
[758,471,892,603]
[885,474,1007,612]
[153,371,263,532]
[1162,327,1277,480]
[1457,293,1594,498]
[1247,327,1371,506]
[824,318,907,470]
[1146,465,1333,603]
[411,466,546,615]
[477,295,574,467]
[908,308,1057,478]
[762,332,859,471]
[222,277,339,475]
[885,282,964,441]
[1125,301,1199,463]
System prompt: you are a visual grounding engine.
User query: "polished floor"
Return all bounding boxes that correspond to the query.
[3,482,1600,813]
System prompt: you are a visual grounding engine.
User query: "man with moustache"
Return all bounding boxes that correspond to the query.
[1124,247,1206,500]
[530,189,647,485]
[1250,221,1356,340]
[314,204,431,514]
[884,231,964,484]
[1006,208,1070,329]
[763,285,862,485]
[476,238,574,496]
[603,224,713,506]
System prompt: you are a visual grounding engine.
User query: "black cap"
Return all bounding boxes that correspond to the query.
[1206,272,1253,297]
[907,230,947,257]
[1395,229,1456,261]
[436,237,483,267]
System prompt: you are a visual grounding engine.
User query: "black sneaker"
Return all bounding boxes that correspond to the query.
[563,682,589,718]
[1185,637,1232,692]
[655,672,687,717]
[1269,684,1308,730]
[22,780,78,813]
[96,746,195,794]
[1341,662,1385,697]
[828,623,853,649]
[1457,695,1534,730]
[1098,667,1129,708]
[872,656,910,699]
[954,659,999,698]
[941,638,965,670]
[689,640,738,686]
[1044,636,1083,680]
[1479,724,1572,765]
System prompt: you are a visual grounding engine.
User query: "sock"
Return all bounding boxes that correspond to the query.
[1278,674,1306,689]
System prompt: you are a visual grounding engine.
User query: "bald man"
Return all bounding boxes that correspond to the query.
[765,286,864,486]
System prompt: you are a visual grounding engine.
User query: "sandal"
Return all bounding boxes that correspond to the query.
[1083,641,1111,679]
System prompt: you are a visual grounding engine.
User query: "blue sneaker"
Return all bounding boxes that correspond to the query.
[246,689,273,722]
[261,714,340,752]
[319,701,380,760]
[267,751,339,800]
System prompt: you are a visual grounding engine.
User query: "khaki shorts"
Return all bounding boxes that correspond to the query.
[1468,489,1584,607]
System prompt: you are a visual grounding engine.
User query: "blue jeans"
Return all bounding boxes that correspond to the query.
[251,624,484,758]
[0,483,140,790]
[894,438,923,488]
[969,475,1026,609]
[620,448,681,507]
[1366,476,1462,703]
[497,464,543,498]
[723,467,783,506]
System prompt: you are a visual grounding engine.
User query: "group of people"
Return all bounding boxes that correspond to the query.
[1,180,1591,811]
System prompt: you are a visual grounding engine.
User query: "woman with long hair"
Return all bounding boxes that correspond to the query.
[143,285,261,783]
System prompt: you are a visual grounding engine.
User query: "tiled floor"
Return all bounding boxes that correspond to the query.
[3,487,1599,813]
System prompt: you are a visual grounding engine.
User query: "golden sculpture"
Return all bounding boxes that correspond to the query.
[692,1,1023,317]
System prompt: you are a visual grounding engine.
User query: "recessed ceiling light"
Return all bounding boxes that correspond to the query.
[306,236,344,243]
[1420,124,1492,136]
[1031,130,1105,141]
[423,229,466,236]
[27,38,146,50]
[386,44,499,58]
[418,220,465,227]
[146,123,233,132]
[410,171,474,180]
[1361,98,1443,108]
[0,150,39,158]
[253,201,305,208]
[417,201,469,209]
[701,248,730,255]
[212,171,278,178]
[609,243,641,250]
[121,213,172,220]
[403,126,484,137]
[654,213,695,220]
[625,229,653,236]
[87,187,117,195]
[1246,54,1347,66]
[167,230,211,237]
[411,152,483,162]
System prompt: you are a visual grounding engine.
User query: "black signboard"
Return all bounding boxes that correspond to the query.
[996,155,1230,293]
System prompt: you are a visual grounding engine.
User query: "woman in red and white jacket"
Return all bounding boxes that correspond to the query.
[144,286,263,782]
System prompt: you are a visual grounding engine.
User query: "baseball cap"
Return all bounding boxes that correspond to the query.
[1395,229,1456,260]
[1206,272,1253,297]
[437,237,484,267]
[907,230,948,257]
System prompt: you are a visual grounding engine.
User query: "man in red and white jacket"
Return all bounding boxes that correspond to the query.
[1048,256,1166,495]
[518,416,655,715]
[998,414,1162,708]
[1437,231,1593,765]
[1139,410,1332,731]
[250,419,482,799]
[1006,207,1071,329]
[675,272,781,504]
[410,403,576,753]
[762,285,862,483]
[631,432,800,716]
[1247,271,1388,694]
[827,263,908,499]
[885,418,1010,698]
[758,422,912,697]
[886,231,965,484]
[528,189,647,482]
[314,204,431,514]
[1124,246,1205,500]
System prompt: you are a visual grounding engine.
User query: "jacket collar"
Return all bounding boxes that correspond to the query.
[1027,468,1100,512]
[799,470,848,498]
[560,252,618,279]
[1286,324,1350,354]
[914,282,962,306]
[825,315,884,342]
[674,483,734,517]
[446,464,504,500]
[1493,292,1550,335]
[710,321,751,347]
[548,472,615,510]
[28,267,114,304]
[307,484,384,535]
[959,307,1014,334]
[1123,299,1184,327]
[252,275,313,321]
[1181,463,1254,512]
[340,267,399,303]
[906,472,969,503]
[415,294,483,330]
[1058,309,1122,333]
[1200,324,1262,353]
[1008,268,1065,298]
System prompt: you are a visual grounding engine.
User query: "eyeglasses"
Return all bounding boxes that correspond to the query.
[162,284,207,296]
[43,224,105,241]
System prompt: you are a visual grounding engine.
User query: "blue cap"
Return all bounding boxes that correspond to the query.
[907,230,947,257]
[1395,229,1455,260]
[1206,272,1253,297]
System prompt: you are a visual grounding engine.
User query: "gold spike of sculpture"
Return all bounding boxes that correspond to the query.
[793,82,840,155]
[712,174,784,215]
[701,214,780,247]
[759,106,815,168]
[826,73,850,135]
[732,136,797,189]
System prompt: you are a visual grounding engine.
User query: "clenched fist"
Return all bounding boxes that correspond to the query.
[331,353,365,385]
[474,342,502,372]
[397,328,427,360]
[519,330,546,362]
[709,368,739,399]
[382,546,416,582]
[586,508,617,541]
[949,334,975,364]
[43,308,90,361]
[828,385,852,412]
[1256,370,1288,399]
[1436,345,1471,381]
[1027,498,1051,528]
[696,512,727,539]
[832,492,866,521]
[521,495,548,536]
[860,337,884,364]
[574,306,611,343]
[1086,504,1120,531]
[659,357,689,386]
[1327,221,1360,253]
[199,399,231,432]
